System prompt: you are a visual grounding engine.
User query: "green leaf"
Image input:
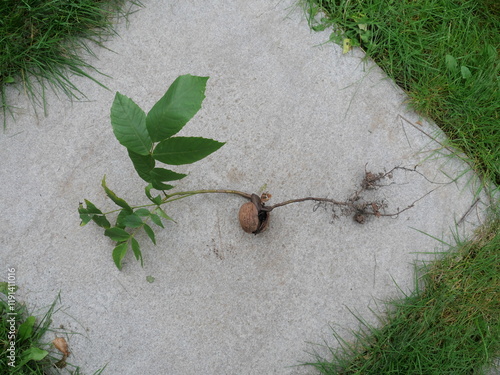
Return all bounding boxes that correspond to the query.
[312,24,326,32]
[328,30,343,45]
[104,227,131,242]
[122,213,144,228]
[128,150,155,182]
[84,199,103,215]
[131,237,143,266]
[461,65,472,79]
[78,203,91,226]
[18,316,36,341]
[111,92,152,155]
[135,208,151,217]
[112,242,128,270]
[145,183,162,205]
[151,168,187,182]
[101,176,132,210]
[151,180,175,191]
[360,30,371,43]
[80,200,110,228]
[18,347,48,367]
[143,223,156,245]
[150,213,164,228]
[445,54,458,72]
[92,215,111,229]
[153,137,225,165]
[116,208,133,228]
[146,75,209,142]
[157,207,175,222]
[146,275,155,283]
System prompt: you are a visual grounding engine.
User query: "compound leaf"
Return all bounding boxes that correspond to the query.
[112,242,128,270]
[153,137,224,165]
[146,75,209,142]
[111,92,152,155]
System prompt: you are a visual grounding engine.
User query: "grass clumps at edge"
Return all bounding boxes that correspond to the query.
[0,0,141,120]
[304,0,500,186]
[0,289,105,374]
[306,217,500,374]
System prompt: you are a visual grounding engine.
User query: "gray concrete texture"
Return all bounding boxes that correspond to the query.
[0,1,489,374]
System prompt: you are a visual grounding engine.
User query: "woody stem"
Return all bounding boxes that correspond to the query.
[267,197,350,211]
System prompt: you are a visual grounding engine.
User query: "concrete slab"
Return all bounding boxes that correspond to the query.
[1,1,489,374]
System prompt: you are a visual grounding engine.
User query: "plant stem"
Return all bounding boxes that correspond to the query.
[105,173,433,219]
[163,189,252,203]
[162,190,352,213]
[101,189,252,215]
[267,197,350,211]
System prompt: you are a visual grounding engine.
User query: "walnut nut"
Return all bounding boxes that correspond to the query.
[239,201,260,233]
[238,194,270,234]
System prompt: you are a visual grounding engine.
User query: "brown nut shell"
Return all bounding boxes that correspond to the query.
[238,201,260,233]
[238,200,270,234]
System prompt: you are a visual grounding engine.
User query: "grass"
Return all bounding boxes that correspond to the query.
[0,0,141,122]
[0,287,105,374]
[301,0,500,373]
[304,0,499,186]
[306,216,500,374]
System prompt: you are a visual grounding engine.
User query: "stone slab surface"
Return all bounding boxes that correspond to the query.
[0,1,488,374]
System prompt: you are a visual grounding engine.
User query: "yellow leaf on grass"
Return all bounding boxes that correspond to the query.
[343,39,352,54]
